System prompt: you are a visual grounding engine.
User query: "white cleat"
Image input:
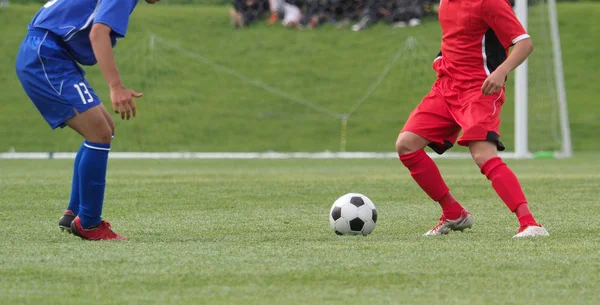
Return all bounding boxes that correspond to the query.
[423,210,473,236]
[513,225,549,238]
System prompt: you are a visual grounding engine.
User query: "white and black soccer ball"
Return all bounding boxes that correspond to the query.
[329,193,377,236]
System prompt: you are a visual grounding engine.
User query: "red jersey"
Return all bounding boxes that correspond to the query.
[435,0,530,81]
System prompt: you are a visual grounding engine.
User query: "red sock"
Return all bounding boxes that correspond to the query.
[516,204,538,227]
[400,150,464,219]
[438,192,464,220]
[480,157,538,226]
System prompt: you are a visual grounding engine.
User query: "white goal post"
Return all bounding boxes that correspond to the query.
[514,0,572,159]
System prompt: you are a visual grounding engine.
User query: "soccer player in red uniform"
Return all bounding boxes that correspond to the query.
[396,0,549,238]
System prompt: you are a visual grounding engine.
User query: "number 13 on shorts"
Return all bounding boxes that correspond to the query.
[73,82,94,104]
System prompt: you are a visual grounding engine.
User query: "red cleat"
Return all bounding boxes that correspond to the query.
[70,216,126,240]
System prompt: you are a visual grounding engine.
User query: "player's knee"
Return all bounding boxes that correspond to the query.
[469,141,499,167]
[471,152,490,167]
[93,128,113,144]
[396,141,414,155]
[396,133,424,155]
[85,119,113,144]
[470,148,497,167]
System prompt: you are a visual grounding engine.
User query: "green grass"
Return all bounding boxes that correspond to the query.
[0,157,599,305]
[1,3,600,152]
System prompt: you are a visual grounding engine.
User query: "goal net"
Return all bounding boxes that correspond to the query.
[512,0,572,158]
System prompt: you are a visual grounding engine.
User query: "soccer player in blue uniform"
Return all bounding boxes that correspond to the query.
[15,0,159,240]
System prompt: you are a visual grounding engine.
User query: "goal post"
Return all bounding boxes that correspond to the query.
[514,0,530,159]
[514,0,572,159]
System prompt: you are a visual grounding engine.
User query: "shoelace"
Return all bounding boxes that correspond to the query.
[432,216,449,231]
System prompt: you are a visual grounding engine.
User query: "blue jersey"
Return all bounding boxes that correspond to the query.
[29,0,139,65]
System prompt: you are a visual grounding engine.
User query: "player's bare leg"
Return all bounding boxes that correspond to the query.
[396,132,473,236]
[396,131,429,155]
[469,141,548,238]
[64,105,125,240]
[67,105,113,144]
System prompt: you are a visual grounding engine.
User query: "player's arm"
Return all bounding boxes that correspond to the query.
[90,24,141,120]
[89,24,122,90]
[480,0,532,95]
[481,38,533,95]
[91,0,141,120]
[496,38,533,75]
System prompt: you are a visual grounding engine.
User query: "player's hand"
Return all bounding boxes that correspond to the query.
[110,84,143,120]
[481,69,507,96]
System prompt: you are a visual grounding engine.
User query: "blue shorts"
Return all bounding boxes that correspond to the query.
[15,29,101,129]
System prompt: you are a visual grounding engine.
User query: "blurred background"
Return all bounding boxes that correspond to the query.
[0,0,598,154]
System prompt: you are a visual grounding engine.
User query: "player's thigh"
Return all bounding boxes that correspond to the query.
[453,87,506,151]
[400,89,460,154]
[66,105,113,144]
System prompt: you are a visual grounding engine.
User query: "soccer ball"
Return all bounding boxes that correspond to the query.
[329,193,378,236]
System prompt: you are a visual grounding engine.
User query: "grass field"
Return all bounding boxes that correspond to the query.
[1,3,599,303]
[1,3,600,152]
[1,157,599,305]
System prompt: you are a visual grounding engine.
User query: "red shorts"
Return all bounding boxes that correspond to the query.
[402,76,506,154]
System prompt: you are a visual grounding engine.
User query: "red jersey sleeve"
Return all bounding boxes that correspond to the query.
[481,0,530,48]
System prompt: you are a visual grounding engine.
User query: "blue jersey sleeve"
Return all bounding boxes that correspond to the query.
[93,0,139,38]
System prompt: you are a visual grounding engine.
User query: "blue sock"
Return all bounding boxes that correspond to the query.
[66,143,85,215]
[78,140,110,229]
